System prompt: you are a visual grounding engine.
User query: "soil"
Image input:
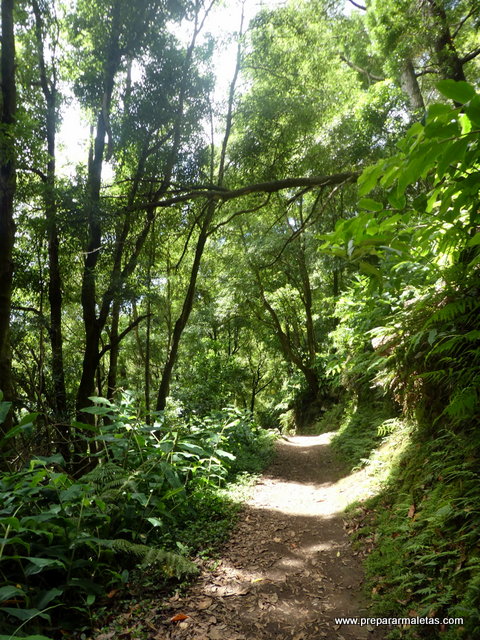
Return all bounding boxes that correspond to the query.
[152,433,387,640]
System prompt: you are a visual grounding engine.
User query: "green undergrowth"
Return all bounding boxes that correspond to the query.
[0,398,276,640]
[327,394,398,471]
[340,407,480,639]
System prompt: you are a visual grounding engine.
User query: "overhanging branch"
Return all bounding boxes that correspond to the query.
[133,171,360,210]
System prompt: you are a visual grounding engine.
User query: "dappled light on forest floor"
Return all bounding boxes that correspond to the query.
[154,434,387,640]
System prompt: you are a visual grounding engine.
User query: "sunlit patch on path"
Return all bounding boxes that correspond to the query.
[158,434,386,640]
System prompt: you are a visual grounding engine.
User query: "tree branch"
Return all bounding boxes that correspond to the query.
[263,181,348,268]
[347,0,366,10]
[135,171,360,210]
[208,195,272,236]
[415,66,439,77]
[99,314,150,359]
[340,55,384,82]
[460,47,480,64]
[452,6,479,40]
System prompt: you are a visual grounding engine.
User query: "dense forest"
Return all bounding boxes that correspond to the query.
[1,0,479,637]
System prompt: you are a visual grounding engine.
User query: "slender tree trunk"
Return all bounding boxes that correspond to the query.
[258,280,319,400]
[155,6,244,411]
[296,239,316,368]
[156,202,215,410]
[144,226,155,421]
[0,0,16,437]
[32,0,69,432]
[76,3,121,421]
[400,59,425,111]
[107,297,120,400]
[145,298,152,420]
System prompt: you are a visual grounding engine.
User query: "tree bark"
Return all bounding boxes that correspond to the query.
[426,0,466,82]
[107,297,120,399]
[259,289,319,399]
[32,0,69,438]
[400,59,425,111]
[0,0,16,437]
[76,1,122,420]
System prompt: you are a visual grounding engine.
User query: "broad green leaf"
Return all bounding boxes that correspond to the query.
[427,103,453,118]
[357,163,383,196]
[0,607,51,623]
[31,454,64,466]
[72,420,97,433]
[465,95,480,127]
[359,261,381,278]
[388,190,406,209]
[59,484,85,503]
[467,233,480,247]
[35,587,63,609]
[379,162,401,189]
[436,80,476,104]
[81,405,114,416]
[0,585,25,602]
[178,442,206,456]
[424,119,460,139]
[25,557,65,576]
[215,449,236,460]
[0,401,12,424]
[147,517,163,527]
[19,412,39,426]
[87,396,114,406]
[437,137,469,178]
[358,197,383,211]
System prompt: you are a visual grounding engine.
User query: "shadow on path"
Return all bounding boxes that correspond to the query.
[158,434,388,640]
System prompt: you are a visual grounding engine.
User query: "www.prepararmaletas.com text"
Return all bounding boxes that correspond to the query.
[334,616,464,627]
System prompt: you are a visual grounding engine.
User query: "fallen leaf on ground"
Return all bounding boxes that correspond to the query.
[197,597,213,609]
[170,613,190,622]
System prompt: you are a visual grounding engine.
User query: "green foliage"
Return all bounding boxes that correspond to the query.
[324,81,480,639]
[0,398,275,636]
[359,427,480,639]
[330,395,397,471]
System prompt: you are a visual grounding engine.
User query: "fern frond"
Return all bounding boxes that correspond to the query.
[107,538,198,578]
[82,462,126,489]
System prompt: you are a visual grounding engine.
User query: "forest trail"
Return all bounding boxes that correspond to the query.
[161,434,386,640]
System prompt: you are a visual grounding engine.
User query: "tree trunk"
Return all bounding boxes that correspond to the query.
[155,8,244,412]
[32,0,69,437]
[76,3,121,423]
[400,59,425,111]
[107,297,120,400]
[426,0,466,82]
[156,203,215,411]
[0,0,16,437]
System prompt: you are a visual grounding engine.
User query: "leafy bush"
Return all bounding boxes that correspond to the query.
[0,398,275,638]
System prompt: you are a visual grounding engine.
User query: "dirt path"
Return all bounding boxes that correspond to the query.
[160,433,386,640]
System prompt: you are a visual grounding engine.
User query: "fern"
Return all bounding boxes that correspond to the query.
[106,538,198,578]
[82,462,126,489]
